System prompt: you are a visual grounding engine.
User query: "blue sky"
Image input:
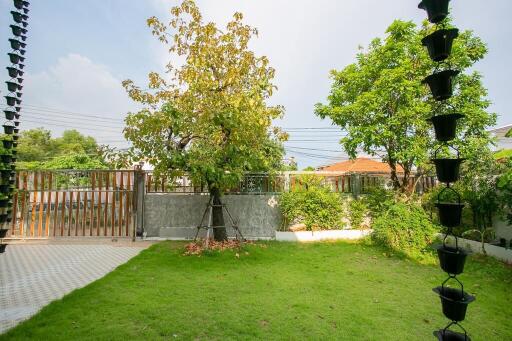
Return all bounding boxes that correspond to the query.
[1,0,511,168]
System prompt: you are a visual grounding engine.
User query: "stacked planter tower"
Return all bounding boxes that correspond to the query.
[0,0,30,253]
[419,0,474,340]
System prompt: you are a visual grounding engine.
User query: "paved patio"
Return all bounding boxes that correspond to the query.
[0,243,147,333]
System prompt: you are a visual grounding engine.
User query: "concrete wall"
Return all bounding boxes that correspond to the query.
[494,216,512,241]
[143,193,281,239]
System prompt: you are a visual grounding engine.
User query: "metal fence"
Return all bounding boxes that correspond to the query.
[7,170,136,239]
[145,171,437,195]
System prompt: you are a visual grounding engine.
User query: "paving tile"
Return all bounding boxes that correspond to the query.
[0,244,143,333]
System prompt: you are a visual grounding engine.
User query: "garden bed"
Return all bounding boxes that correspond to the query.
[275,229,371,242]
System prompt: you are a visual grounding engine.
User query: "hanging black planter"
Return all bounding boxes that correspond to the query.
[0,244,6,253]
[0,171,11,181]
[423,70,460,101]
[433,158,464,183]
[0,228,8,238]
[3,124,15,135]
[8,38,25,50]
[418,0,450,24]
[14,121,20,127]
[4,110,16,121]
[8,179,15,186]
[435,245,468,275]
[11,10,23,23]
[428,114,464,142]
[0,185,9,193]
[433,286,475,322]
[436,202,464,227]
[14,0,23,9]
[6,81,20,92]
[422,29,459,62]
[15,106,21,112]
[13,128,19,134]
[14,113,20,119]
[4,96,16,106]
[12,135,19,141]
[0,199,9,208]
[10,24,24,37]
[8,53,22,64]
[434,327,471,341]
[0,155,12,164]
[2,140,13,149]
[7,67,19,78]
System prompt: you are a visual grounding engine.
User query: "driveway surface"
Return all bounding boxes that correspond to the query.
[0,243,146,333]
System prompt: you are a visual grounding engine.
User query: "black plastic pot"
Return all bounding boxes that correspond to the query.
[14,121,20,127]
[21,21,28,28]
[13,128,19,134]
[435,245,468,275]
[0,199,9,208]
[18,63,25,70]
[2,140,13,149]
[0,171,11,181]
[3,125,15,135]
[428,114,464,142]
[0,185,10,193]
[12,135,19,141]
[0,244,6,253]
[4,96,16,106]
[0,215,7,224]
[423,70,460,101]
[14,0,23,9]
[7,67,18,78]
[12,143,17,148]
[14,113,20,119]
[22,7,29,15]
[11,10,23,23]
[8,179,15,186]
[15,106,21,112]
[436,202,464,227]
[0,155,12,164]
[6,81,20,92]
[418,0,450,24]
[4,110,16,121]
[422,29,459,62]
[16,91,23,98]
[10,24,23,36]
[8,38,25,50]
[0,228,8,238]
[8,53,21,64]
[433,286,475,322]
[433,158,464,183]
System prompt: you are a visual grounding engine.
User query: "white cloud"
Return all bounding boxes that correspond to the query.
[22,53,139,147]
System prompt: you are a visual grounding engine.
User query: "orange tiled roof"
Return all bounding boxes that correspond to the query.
[318,157,404,173]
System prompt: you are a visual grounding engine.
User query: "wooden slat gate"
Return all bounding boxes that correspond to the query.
[6,170,136,239]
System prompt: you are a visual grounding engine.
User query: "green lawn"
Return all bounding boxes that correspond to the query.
[1,241,511,340]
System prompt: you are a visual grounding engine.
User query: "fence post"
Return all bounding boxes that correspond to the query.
[133,167,146,240]
[284,172,291,192]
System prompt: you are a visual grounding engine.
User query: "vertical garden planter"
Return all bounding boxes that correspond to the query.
[418,0,450,24]
[435,245,468,275]
[428,114,464,142]
[432,158,464,183]
[422,29,459,62]
[422,70,460,101]
[433,286,475,322]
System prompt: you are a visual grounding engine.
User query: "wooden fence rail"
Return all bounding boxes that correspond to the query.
[7,170,136,239]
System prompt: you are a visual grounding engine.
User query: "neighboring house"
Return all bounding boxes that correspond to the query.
[489,124,512,151]
[317,157,404,174]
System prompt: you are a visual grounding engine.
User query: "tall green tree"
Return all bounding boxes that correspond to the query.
[123,0,285,240]
[315,20,496,192]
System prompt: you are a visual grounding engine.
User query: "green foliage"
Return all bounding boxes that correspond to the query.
[348,199,368,229]
[497,167,512,225]
[315,19,496,192]
[123,1,286,193]
[494,149,512,160]
[363,187,395,218]
[372,202,439,260]
[17,154,107,170]
[279,178,343,231]
[17,128,101,163]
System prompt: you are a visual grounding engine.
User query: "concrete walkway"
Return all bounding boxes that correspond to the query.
[0,243,148,333]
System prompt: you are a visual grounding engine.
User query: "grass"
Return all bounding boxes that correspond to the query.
[1,241,511,340]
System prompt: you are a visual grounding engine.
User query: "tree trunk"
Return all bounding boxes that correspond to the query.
[210,186,228,241]
[388,161,401,190]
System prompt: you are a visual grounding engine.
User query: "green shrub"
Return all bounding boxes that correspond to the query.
[372,202,439,259]
[363,187,395,218]
[348,199,368,229]
[279,181,343,231]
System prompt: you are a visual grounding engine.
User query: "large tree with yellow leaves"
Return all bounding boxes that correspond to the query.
[123,0,285,240]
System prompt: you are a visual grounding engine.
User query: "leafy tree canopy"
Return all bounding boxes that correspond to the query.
[123,0,285,190]
[315,19,496,192]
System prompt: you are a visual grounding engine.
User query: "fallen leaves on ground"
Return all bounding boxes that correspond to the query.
[183,239,253,256]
